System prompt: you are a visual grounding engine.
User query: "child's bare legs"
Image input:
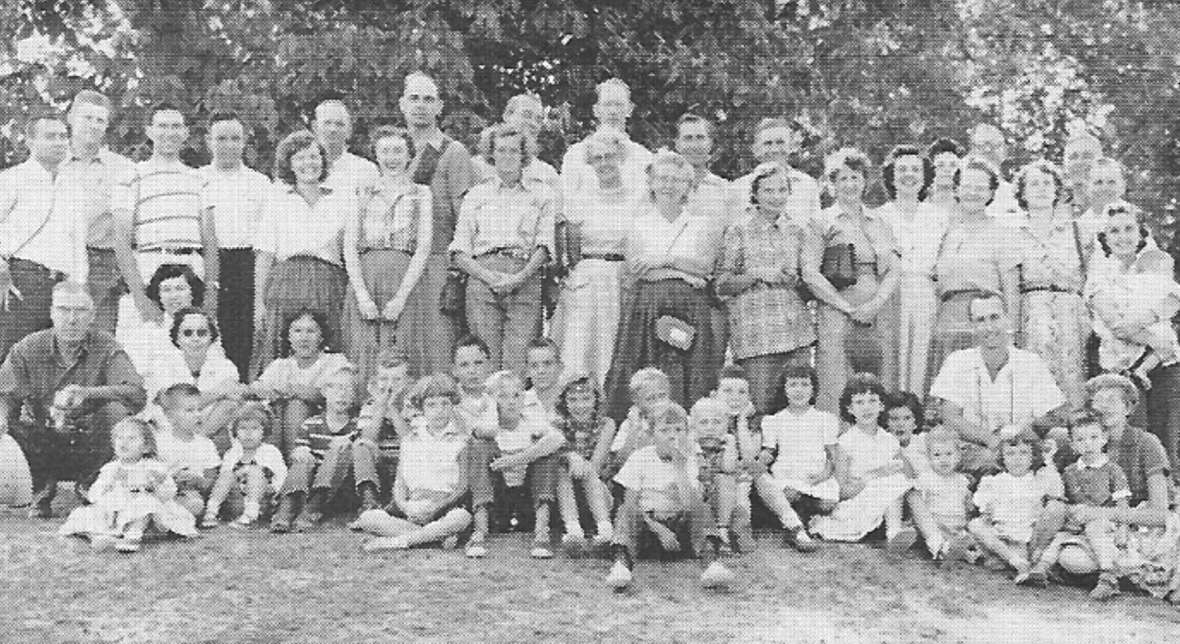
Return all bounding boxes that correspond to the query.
[532,501,553,557]
[201,467,236,526]
[967,517,1030,578]
[237,466,270,525]
[906,490,945,558]
[557,469,584,541]
[1029,500,1068,563]
[583,476,613,542]
[754,474,804,530]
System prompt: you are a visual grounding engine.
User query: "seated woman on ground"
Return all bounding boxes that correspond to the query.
[249,308,350,459]
[353,374,473,552]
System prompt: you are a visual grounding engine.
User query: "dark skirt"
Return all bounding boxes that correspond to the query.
[251,256,348,379]
[604,278,727,421]
[344,250,431,385]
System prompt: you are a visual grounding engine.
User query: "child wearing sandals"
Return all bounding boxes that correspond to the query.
[690,397,754,553]
[353,374,472,552]
[605,400,735,591]
[466,370,566,559]
[906,428,981,563]
[1022,412,1130,599]
[60,418,197,552]
[967,426,1064,581]
[810,374,915,548]
[754,365,836,552]
[553,373,616,555]
[202,403,288,527]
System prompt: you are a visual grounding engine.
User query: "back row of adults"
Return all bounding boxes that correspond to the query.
[1,72,1175,473]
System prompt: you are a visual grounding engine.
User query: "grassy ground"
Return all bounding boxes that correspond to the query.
[3,498,1180,644]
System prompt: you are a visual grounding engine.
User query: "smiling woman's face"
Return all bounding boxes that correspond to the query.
[1103,209,1141,259]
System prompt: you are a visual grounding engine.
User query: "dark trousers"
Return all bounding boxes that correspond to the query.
[9,401,129,501]
[1137,362,1180,473]
[217,248,255,381]
[466,437,559,530]
[612,495,717,560]
[86,248,123,335]
[0,258,60,361]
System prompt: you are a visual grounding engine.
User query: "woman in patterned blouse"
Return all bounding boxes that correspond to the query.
[715,162,815,413]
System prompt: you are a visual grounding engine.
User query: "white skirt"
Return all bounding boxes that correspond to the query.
[810,473,912,541]
[554,258,623,385]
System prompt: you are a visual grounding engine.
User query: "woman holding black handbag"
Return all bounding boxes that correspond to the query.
[803,148,900,412]
[603,150,726,420]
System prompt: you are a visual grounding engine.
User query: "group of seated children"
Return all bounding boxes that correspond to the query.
[55,337,1142,597]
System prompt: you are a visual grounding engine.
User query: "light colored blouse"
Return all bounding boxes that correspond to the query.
[1013,216,1088,293]
[625,205,719,279]
[563,185,637,256]
[449,178,556,256]
[932,218,1020,295]
[354,182,432,253]
[877,201,949,280]
[256,184,356,265]
[809,206,899,276]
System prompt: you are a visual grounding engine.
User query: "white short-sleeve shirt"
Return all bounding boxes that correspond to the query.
[220,441,288,492]
[761,407,839,482]
[973,468,1063,543]
[929,347,1065,434]
[201,165,272,249]
[837,428,901,480]
[256,184,354,264]
[613,445,699,514]
[916,470,971,530]
[154,423,220,475]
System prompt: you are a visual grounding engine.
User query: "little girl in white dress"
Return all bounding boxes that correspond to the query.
[59,418,197,552]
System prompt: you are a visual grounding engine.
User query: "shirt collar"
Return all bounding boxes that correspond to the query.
[51,332,92,368]
[1075,454,1110,469]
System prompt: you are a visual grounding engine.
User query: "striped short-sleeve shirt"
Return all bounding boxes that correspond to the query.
[120,159,206,251]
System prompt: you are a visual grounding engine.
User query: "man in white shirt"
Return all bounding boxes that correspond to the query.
[473,93,560,192]
[729,118,820,223]
[929,292,1066,476]
[674,113,735,226]
[112,105,218,326]
[313,99,378,196]
[968,123,1020,223]
[561,78,652,197]
[201,112,271,378]
[64,90,136,334]
[0,113,83,358]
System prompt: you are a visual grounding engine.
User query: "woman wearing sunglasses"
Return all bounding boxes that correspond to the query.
[142,307,246,451]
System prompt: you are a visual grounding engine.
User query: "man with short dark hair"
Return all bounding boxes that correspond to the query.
[674,113,736,226]
[0,113,86,359]
[201,112,270,378]
[0,282,146,517]
[112,105,218,331]
[398,72,476,372]
[64,90,137,334]
[929,292,1065,476]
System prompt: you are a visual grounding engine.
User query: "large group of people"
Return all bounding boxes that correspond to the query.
[1,72,1178,600]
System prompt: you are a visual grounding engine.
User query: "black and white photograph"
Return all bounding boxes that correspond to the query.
[1,1,1179,641]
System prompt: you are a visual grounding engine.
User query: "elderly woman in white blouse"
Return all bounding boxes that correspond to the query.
[553,129,637,384]
[251,131,357,377]
[603,150,725,419]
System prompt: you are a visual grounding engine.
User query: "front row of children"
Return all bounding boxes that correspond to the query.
[55,337,1139,597]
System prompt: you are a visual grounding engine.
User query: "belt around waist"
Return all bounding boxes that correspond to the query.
[939,288,991,303]
[360,246,414,256]
[136,246,201,255]
[477,247,532,261]
[582,253,625,262]
[1020,285,1081,296]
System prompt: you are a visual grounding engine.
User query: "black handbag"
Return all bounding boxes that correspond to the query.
[820,243,857,290]
[438,267,467,318]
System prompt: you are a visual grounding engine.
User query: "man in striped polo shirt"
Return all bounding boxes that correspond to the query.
[112,104,218,329]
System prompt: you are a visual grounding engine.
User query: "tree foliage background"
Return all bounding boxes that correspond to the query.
[2,0,1178,233]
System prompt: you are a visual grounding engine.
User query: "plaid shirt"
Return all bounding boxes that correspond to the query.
[718,210,815,359]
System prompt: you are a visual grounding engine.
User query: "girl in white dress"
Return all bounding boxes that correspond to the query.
[59,418,197,552]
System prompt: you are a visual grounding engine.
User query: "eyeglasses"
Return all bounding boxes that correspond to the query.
[180,327,210,338]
